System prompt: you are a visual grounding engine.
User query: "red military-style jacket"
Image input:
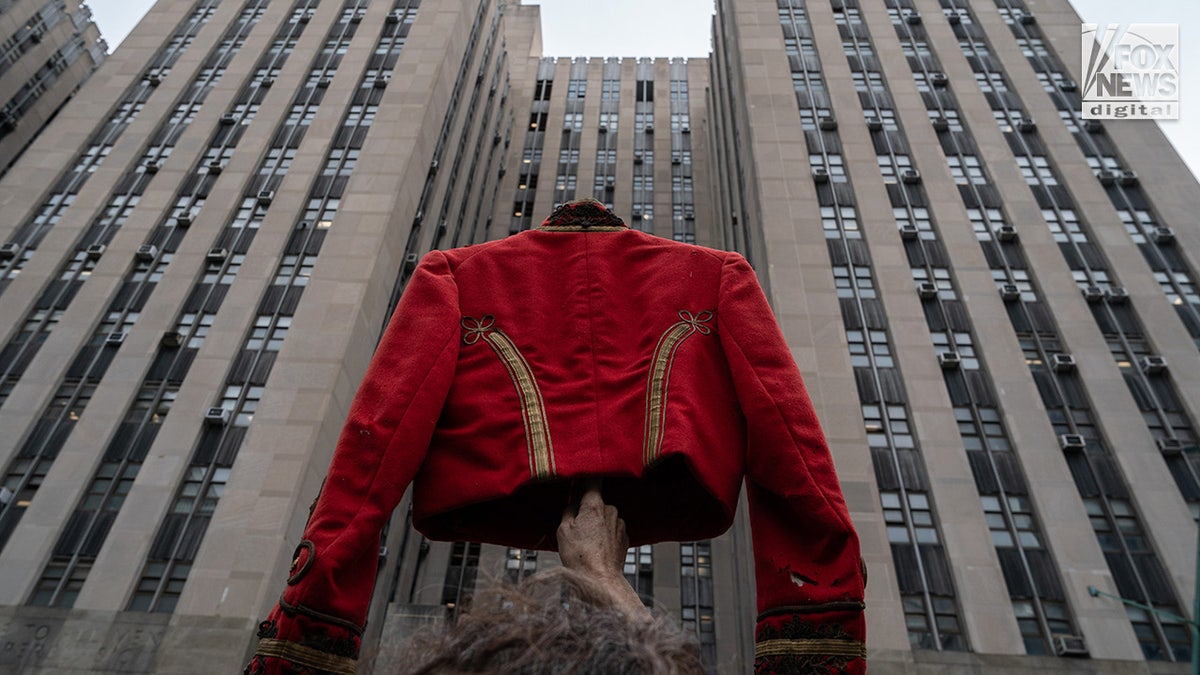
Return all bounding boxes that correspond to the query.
[247,201,865,674]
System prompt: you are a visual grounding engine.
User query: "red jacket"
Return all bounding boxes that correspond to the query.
[248,201,865,674]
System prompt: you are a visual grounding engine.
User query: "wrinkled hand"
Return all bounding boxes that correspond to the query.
[557,479,649,619]
[558,480,628,579]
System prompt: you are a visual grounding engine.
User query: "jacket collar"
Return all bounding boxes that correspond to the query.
[538,199,629,231]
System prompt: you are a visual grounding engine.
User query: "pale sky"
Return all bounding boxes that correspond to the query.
[88,0,1200,177]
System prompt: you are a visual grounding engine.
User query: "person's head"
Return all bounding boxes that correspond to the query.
[396,566,704,674]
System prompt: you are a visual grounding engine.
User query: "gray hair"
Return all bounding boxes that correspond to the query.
[395,566,704,674]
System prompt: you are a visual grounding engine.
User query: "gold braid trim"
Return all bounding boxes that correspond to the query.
[255,638,357,674]
[538,225,629,232]
[754,638,866,659]
[643,310,713,465]
[462,316,555,480]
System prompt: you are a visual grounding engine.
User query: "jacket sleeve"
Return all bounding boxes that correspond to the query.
[716,253,866,675]
[247,251,461,675]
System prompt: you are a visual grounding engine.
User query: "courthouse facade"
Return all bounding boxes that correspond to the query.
[0,0,1195,672]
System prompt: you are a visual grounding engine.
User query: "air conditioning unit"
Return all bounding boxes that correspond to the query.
[1051,353,1076,373]
[403,252,419,273]
[631,211,643,221]
[1118,171,1139,186]
[205,407,231,426]
[176,214,193,227]
[1081,286,1105,303]
[999,284,1021,301]
[917,282,938,299]
[865,117,883,131]
[814,116,838,131]
[1018,11,1036,25]
[260,76,275,87]
[904,11,922,25]
[0,114,16,131]
[996,225,1017,242]
[938,351,961,369]
[349,10,364,22]
[428,160,439,176]
[0,242,21,259]
[901,169,921,184]
[684,211,695,220]
[931,116,949,131]
[605,176,615,187]
[386,9,405,23]
[106,332,127,346]
[598,124,608,133]
[1105,287,1129,304]
[946,13,961,25]
[681,126,691,134]
[671,156,681,165]
[220,113,238,125]
[644,124,654,134]
[136,244,158,261]
[929,73,948,88]
[1156,438,1186,453]
[1058,80,1078,92]
[86,244,106,259]
[1052,634,1087,657]
[633,153,644,165]
[146,72,163,86]
[378,545,389,561]
[1151,227,1175,244]
[898,223,919,240]
[144,160,162,174]
[298,9,315,22]
[1140,355,1168,374]
[206,247,229,263]
[207,159,223,174]
[161,331,183,348]
[257,190,275,205]
[1016,118,1037,133]
[1084,119,1104,133]
[373,74,390,88]
[316,77,332,88]
[812,167,829,183]
[1059,434,1085,451]
[1096,170,1117,186]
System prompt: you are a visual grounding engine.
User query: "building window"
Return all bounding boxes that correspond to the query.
[624,544,653,605]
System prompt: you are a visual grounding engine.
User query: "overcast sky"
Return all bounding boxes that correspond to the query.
[88,0,1199,177]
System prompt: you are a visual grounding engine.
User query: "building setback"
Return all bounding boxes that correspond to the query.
[0,0,1195,673]
[0,0,106,177]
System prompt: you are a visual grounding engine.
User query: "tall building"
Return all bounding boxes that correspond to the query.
[0,0,1195,672]
[0,0,106,177]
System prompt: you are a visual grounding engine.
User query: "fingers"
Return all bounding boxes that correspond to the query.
[562,478,604,525]
[578,478,604,511]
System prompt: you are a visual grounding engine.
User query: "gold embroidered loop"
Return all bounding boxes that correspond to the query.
[461,316,556,480]
[643,309,716,465]
[754,637,866,659]
[461,315,496,345]
[286,540,315,585]
[678,309,713,334]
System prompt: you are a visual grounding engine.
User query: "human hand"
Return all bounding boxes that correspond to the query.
[557,479,628,581]
[556,480,649,620]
